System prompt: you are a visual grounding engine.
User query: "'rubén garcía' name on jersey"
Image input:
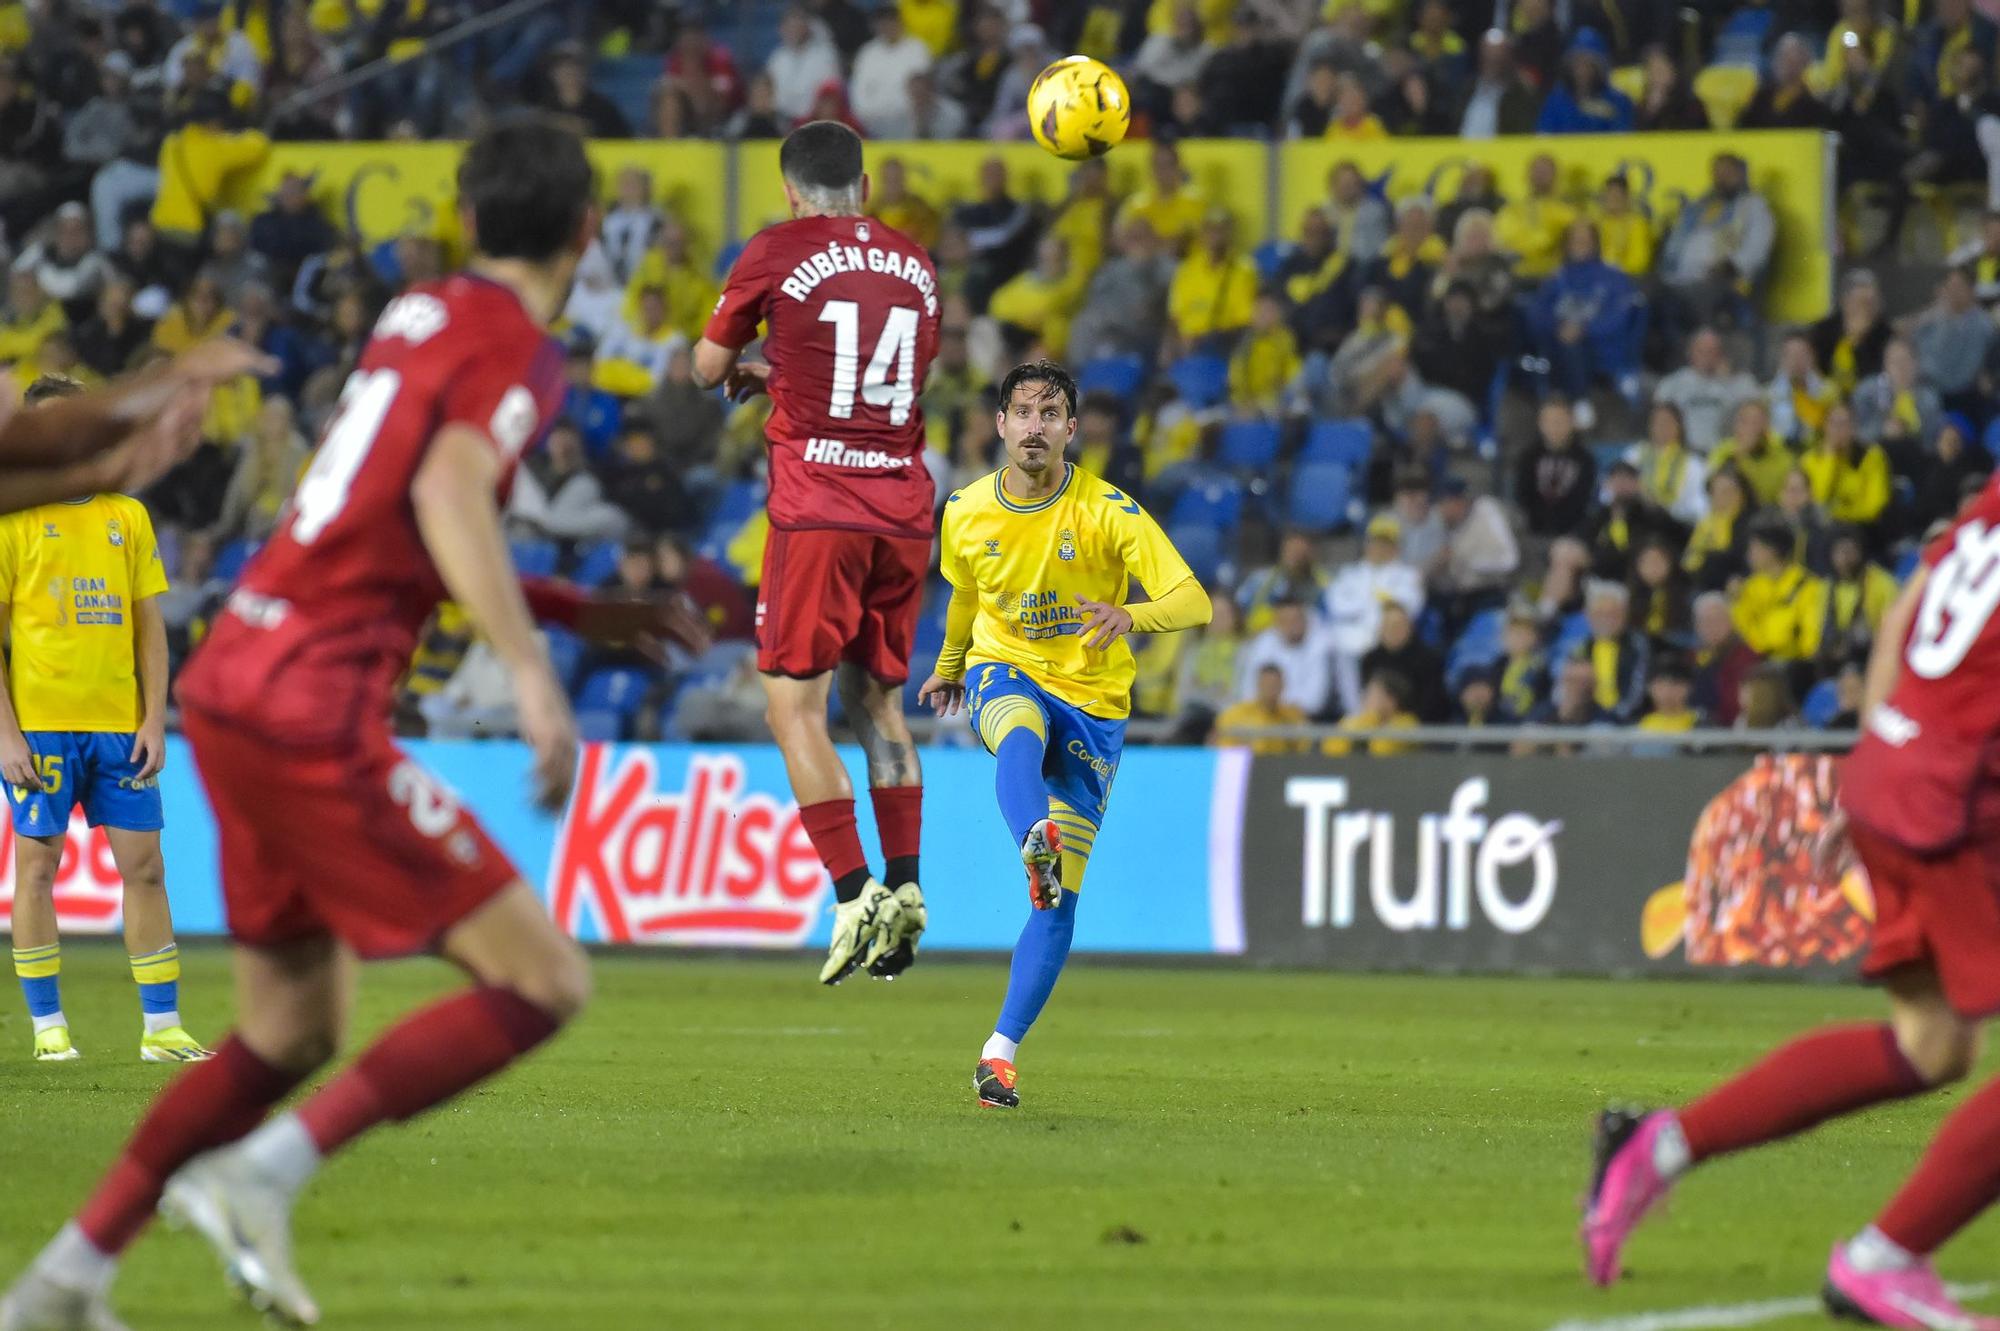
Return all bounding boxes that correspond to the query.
[777,240,939,317]
[63,577,124,625]
[1007,588,1083,642]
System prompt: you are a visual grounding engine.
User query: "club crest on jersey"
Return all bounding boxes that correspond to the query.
[1057,529,1076,562]
[856,222,870,242]
[105,518,122,548]
[984,539,1002,558]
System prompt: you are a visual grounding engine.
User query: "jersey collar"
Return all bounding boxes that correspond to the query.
[995,462,1072,514]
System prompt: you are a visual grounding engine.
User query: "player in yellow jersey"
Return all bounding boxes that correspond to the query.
[0,378,211,1064]
[918,360,1211,1109]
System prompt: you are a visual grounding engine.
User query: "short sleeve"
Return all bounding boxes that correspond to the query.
[702,231,773,350]
[0,515,18,601]
[1112,494,1196,599]
[938,494,970,589]
[439,334,555,464]
[128,502,168,600]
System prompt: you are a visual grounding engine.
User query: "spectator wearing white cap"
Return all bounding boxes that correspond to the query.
[765,6,842,125]
[12,203,111,324]
[1323,513,1427,715]
[850,6,933,138]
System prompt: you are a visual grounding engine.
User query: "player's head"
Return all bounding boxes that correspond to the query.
[457,113,596,292]
[780,120,867,218]
[995,359,1078,478]
[1254,662,1287,709]
[24,375,82,406]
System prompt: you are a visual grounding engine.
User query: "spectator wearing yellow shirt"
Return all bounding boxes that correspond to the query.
[1212,662,1309,755]
[866,157,942,251]
[151,85,269,247]
[1820,526,1899,664]
[1799,400,1890,527]
[151,271,232,354]
[1709,398,1796,506]
[1635,656,1703,735]
[1228,293,1302,414]
[624,221,717,343]
[0,271,65,366]
[1322,670,1420,757]
[1148,0,1233,44]
[899,0,958,56]
[1816,0,1897,92]
[1049,157,1114,282]
[1683,467,1752,592]
[1324,72,1388,139]
[1119,141,1208,256]
[988,235,1084,358]
[1495,153,1577,281]
[1591,174,1654,278]
[1732,517,1827,662]
[1168,209,1257,346]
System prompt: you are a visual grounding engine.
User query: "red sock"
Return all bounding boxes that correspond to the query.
[297,987,559,1157]
[1679,1023,1927,1163]
[871,785,921,884]
[77,1036,302,1254]
[799,798,869,895]
[1877,1073,2000,1255]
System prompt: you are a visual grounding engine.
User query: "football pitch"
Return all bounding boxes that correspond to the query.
[1,945,1994,1331]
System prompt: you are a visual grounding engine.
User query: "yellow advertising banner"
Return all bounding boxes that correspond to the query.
[1278,130,1833,324]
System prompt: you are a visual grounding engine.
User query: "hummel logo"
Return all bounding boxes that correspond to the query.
[41,523,57,537]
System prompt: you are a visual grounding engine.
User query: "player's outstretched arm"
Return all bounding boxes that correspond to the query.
[917,585,978,717]
[0,340,275,471]
[413,425,578,811]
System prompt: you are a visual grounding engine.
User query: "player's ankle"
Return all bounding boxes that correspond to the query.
[238,1113,323,1196]
[41,1221,117,1293]
[142,1010,182,1035]
[981,1032,1019,1063]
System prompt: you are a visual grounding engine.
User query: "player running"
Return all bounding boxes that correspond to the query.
[1,376,211,1065]
[917,360,1210,1110]
[1583,474,2000,1328]
[692,120,940,986]
[1,116,693,1331]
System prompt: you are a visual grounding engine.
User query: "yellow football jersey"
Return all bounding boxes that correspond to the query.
[940,464,1196,720]
[0,495,168,732]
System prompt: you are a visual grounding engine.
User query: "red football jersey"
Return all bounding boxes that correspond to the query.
[176,275,565,747]
[1843,478,2000,850]
[704,215,939,539]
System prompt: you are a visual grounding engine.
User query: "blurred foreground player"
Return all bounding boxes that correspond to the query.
[1,376,211,1065]
[693,120,940,985]
[1584,474,2000,1329]
[918,361,1210,1109]
[1,116,695,1331]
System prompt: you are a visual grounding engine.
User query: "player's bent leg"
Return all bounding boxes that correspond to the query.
[11,834,72,1061]
[836,663,926,978]
[3,940,336,1331]
[104,829,210,1064]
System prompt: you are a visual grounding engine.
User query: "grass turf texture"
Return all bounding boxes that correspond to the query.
[0,944,1994,1331]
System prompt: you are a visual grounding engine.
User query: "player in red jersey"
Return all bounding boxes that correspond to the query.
[1582,477,2000,1328]
[0,117,696,1331]
[692,121,939,985]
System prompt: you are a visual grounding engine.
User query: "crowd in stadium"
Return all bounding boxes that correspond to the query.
[0,0,1993,746]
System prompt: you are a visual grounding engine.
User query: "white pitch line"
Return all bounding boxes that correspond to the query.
[1547,1282,1994,1331]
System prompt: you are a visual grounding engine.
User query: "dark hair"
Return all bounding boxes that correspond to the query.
[997,358,1078,419]
[25,375,82,404]
[1367,667,1414,713]
[780,120,864,195]
[1745,514,1796,559]
[1651,653,1693,684]
[458,113,593,264]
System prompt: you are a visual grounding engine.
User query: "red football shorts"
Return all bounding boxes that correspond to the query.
[182,710,521,960]
[1854,820,2000,1017]
[756,526,929,682]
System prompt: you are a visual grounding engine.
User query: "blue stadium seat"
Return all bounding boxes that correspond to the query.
[1894,547,1923,581]
[1076,353,1147,403]
[1714,6,1773,64]
[213,539,259,582]
[1982,416,2000,461]
[572,540,622,587]
[712,238,747,279]
[545,628,585,689]
[1301,418,1372,469]
[1168,353,1229,409]
[1167,522,1224,585]
[1169,474,1245,531]
[1252,240,1292,283]
[1446,608,1507,687]
[1219,418,1282,469]
[1285,462,1349,533]
[1800,678,1842,730]
[576,666,652,720]
[575,708,624,743]
[592,56,664,141]
[1550,611,1591,663]
[510,539,560,578]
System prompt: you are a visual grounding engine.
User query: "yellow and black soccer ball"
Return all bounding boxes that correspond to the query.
[1026,56,1132,161]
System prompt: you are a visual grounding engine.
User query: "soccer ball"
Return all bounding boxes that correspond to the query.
[1027,56,1131,161]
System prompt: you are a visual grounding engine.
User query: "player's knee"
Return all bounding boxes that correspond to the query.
[1896,1012,1981,1084]
[509,937,592,1024]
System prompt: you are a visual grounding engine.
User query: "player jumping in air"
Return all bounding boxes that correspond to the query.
[1584,474,2000,1328]
[918,361,1210,1109]
[1,376,211,1064]
[692,120,939,985]
[1,116,698,1331]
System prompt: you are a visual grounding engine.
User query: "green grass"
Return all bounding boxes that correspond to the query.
[0,943,1993,1330]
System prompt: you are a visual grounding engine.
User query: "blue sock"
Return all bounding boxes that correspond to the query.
[995,891,1078,1043]
[13,942,61,1020]
[994,727,1049,846]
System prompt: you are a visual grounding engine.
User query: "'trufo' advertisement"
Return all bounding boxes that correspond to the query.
[1236,753,1872,978]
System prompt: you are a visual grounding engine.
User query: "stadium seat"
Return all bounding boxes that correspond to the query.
[1285,461,1350,533]
[509,538,560,578]
[1894,547,1923,581]
[1219,418,1282,469]
[1448,608,1507,676]
[1300,418,1372,469]
[575,708,624,743]
[592,56,661,137]
[576,666,652,721]
[1169,474,1245,531]
[1693,65,1758,130]
[213,539,259,582]
[1714,6,1773,64]
[1800,679,1841,730]
[1168,353,1229,409]
[712,238,747,279]
[1076,353,1147,403]
[1167,521,1224,584]
[1252,240,1292,283]
[545,627,585,689]
[572,540,622,587]
[1550,611,1591,663]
